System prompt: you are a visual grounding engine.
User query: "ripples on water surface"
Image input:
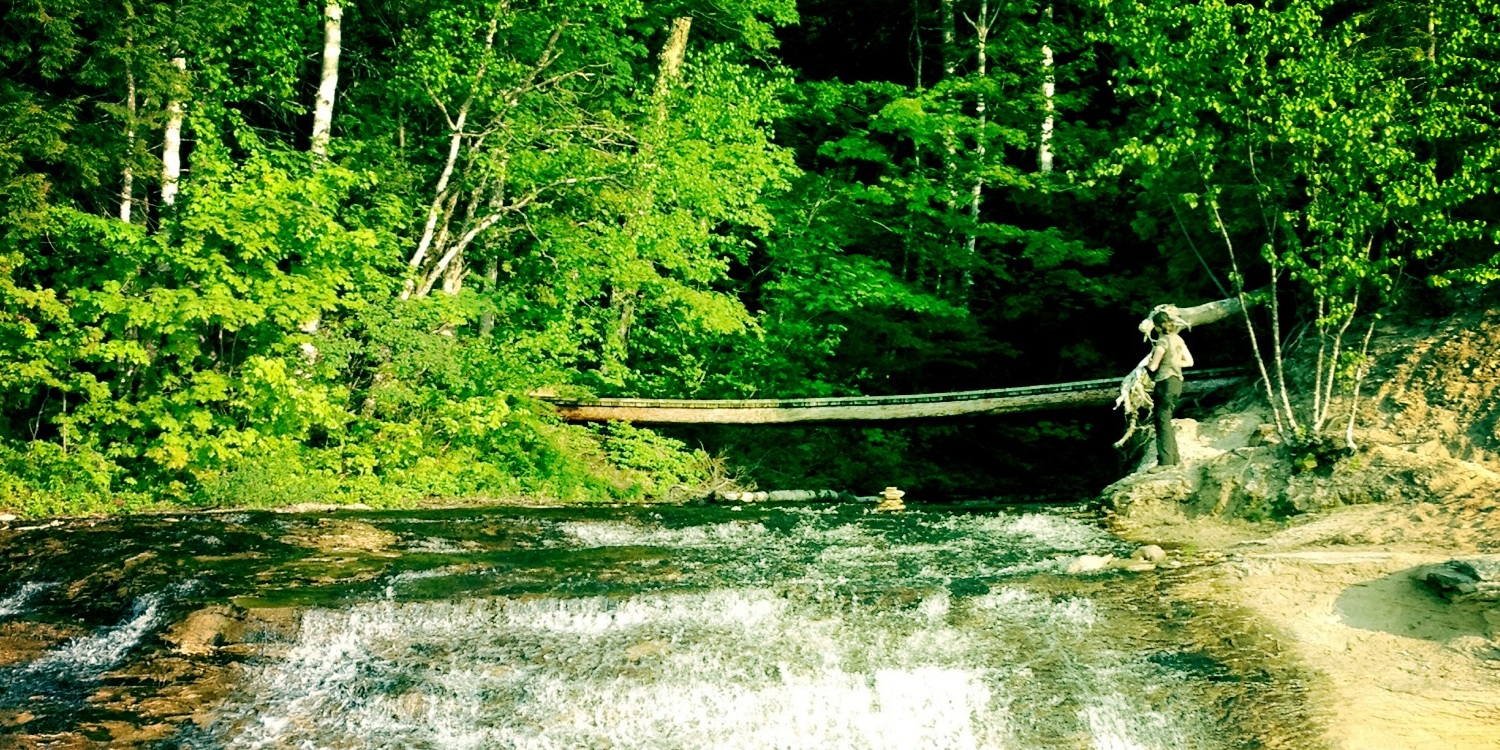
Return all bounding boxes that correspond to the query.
[0,502,1317,748]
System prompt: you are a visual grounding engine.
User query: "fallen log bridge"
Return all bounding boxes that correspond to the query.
[543,367,1248,425]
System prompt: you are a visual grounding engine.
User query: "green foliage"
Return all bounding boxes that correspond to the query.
[597,422,720,501]
[1285,431,1353,478]
[3,0,1497,517]
[0,0,801,516]
[1107,0,1500,307]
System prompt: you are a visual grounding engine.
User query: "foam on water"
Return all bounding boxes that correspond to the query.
[211,590,1016,749]
[1082,681,1191,750]
[0,581,55,619]
[202,508,1228,750]
[210,584,1212,749]
[554,519,769,548]
[16,593,164,681]
[951,512,1119,552]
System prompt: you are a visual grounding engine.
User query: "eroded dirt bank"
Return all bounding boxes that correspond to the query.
[1105,308,1500,750]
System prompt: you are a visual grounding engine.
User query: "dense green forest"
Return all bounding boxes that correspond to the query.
[2,0,1496,515]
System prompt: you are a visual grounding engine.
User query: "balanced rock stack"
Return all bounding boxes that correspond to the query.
[874,487,906,512]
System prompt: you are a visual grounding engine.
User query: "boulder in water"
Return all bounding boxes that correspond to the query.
[1067,554,1115,574]
[163,606,244,655]
[1132,545,1167,563]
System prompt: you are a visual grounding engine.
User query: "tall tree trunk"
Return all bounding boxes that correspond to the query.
[653,17,692,105]
[1427,7,1436,63]
[119,0,138,222]
[310,2,343,156]
[403,6,504,298]
[440,254,465,295]
[963,0,995,292]
[603,16,692,377]
[479,257,499,336]
[605,286,637,372]
[939,0,958,211]
[1038,4,1055,173]
[160,56,187,207]
[302,2,344,366]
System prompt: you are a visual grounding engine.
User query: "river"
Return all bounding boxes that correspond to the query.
[0,501,1322,748]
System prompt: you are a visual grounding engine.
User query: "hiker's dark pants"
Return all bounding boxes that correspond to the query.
[1154,376,1182,466]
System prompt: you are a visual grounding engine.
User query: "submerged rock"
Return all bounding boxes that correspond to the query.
[283,518,397,555]
[624,639,670,662]
[162,606,241,655]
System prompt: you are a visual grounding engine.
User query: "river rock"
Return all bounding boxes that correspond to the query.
[1483,608,1500,639]
[1105,556,1156,572]
[163,606,240,655]
[1422,558,1500,602]
[1067,554,1115,574]
[1131,545,1167,563]
[284,518,397,554]
[624,639,670,662]
[0,514,16,523]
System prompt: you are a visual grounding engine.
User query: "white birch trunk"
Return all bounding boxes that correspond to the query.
[603,16,691,369]
[940,0,957,209]
[310,2,342,156]
[119,0,137,223]
[1344,319,1377,450]
[161,56,187,207]
[1038,5,1055,173]
[654,17,692,101]
[301,3,343,365]
[964,0,996,291]
[1427,9,1436,63]
[403,9,504,298]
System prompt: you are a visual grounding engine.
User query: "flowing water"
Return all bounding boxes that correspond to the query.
[0,502,1322,748]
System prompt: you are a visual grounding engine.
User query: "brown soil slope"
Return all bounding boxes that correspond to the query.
[1105,309,1500,750]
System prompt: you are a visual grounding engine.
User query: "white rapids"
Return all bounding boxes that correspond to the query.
[203,509,1222,750]
[0,581,56,619]
[14,593,165,681]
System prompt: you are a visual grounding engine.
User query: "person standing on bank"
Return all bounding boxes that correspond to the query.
[1146,311,1194,467]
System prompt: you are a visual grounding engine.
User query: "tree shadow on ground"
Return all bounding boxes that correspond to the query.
[1334,566,1491,642]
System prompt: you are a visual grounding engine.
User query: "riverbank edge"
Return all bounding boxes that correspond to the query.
[1095,308,1500,750]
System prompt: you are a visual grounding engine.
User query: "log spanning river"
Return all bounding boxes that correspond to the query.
[0,502,1322,748]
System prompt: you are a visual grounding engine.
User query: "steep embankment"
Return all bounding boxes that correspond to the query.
[1102,309,1500,750]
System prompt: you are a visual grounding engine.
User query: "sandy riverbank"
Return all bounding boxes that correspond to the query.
[1111,499,1500,750]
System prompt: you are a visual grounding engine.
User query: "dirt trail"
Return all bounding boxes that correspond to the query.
[1108,307,1500,750]
[1162,509,1500,750]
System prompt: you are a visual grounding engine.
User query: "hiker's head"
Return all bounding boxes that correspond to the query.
[1153,311,1177,334]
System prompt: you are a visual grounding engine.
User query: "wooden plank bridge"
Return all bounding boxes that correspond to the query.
[542,367,1248,425]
